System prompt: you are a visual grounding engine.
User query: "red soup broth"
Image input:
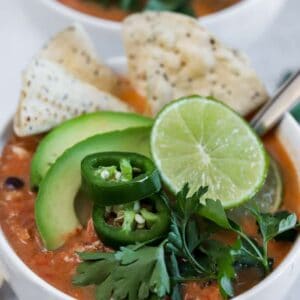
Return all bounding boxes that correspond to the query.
[0,130,299,300]
[0,78,299,300]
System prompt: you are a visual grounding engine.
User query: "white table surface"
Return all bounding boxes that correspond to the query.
[0,0,300,299]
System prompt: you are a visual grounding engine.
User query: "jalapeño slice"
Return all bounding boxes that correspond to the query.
[81,152,161,205]
[93,194,170,247]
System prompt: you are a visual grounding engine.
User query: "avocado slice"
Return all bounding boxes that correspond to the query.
[31,112,153,187]
[35,127,151,250]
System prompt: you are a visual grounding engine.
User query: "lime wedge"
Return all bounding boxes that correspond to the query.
[151,96,268,208]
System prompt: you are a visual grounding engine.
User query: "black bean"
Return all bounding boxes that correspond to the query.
[4,177,25,190]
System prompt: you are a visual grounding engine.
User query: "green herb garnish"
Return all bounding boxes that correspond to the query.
[166,185,236,298]
[73,243,170,300]
[74,185,299,299]
[96,0,195,16]
[145,0,195,16]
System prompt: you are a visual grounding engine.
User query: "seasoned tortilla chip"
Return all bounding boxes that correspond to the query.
[14,59,130,137]
[39,24,117,93]
[123,12,268,115]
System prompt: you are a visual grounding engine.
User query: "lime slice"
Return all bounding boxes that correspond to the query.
[228,158,283,225]
[151,96,268,208]
[252,158,282,212]
[228,158,283,222]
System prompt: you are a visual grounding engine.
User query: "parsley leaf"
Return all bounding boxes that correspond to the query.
[200,240,235,298]
[168,252,182,300]
[74,185,299,300]
[246,205,298,272]
[96,0,195,16]
[115,244,170,299]
[97,0,141,11]
[273,212,299,241]
[119,0,140,11]
[175,183,208,221]
[166,185,237,298]
[73,252,117,286]
[249,207,298,242]
[145,0,195,16]
[74,243,170,300]
[198,199,231,230]
[167,184,208,274]
[145,0,184,10]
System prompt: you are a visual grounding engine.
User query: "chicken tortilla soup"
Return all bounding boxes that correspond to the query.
[0,12,299,300]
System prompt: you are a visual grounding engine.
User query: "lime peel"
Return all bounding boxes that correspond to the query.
[151,96,269,208]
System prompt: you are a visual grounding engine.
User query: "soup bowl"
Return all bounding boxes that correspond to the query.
[0,57,300,300]
[23,0,287,58]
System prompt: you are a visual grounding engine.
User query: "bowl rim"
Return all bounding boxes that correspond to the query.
[1,56,300,299]
[39,0,260,29]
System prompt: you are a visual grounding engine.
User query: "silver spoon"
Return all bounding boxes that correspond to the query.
[251,70,300,136]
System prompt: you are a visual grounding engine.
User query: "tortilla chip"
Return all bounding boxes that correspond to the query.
[38,24,117,93]
[14,59,130,137]
[123,12,268,116]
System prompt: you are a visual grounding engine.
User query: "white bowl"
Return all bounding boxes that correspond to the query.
[0,57,299,300]
[22,0,287,59]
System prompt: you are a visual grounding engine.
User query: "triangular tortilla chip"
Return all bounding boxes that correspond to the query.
[123,12,268,116]
[39,24,117,93]
[14,59,130,136]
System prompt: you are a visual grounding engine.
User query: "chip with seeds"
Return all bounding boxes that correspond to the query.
[14,59,129,136]
[39,24,117,93]
[123,12,268,115]
[14,25,129,136]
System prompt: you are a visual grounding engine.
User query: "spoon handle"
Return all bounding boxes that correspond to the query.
[250,71,300,136]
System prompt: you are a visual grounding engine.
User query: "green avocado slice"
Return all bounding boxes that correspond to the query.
[35,127,151,250]
[31,112,153,187]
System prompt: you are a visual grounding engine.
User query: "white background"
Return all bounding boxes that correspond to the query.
[0,0,300,299]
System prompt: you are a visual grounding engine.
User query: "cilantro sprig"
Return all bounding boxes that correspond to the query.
[74,185,299,299]
[73,243,170,300]
[96,0,195,16]
[167,185,299,298]
[166,185,236,298]
[246,206,298,272]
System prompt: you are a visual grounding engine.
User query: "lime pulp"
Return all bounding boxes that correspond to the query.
[151,96,269,208]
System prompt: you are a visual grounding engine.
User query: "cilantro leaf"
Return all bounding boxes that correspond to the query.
[114,244,170,299]
[186,219,201,252]
[74,184,299,300]
[245,205,298,272]
[97,0,141,11]
[199,199,231,230]
[119,0,140,10]
[175,183,208,221]
[200,240,235,298]
[168,252,182,300]
[274,211,299,241]
[168,185,209,273]
[145,0,194,16]
[96,0,195,15]
[145,0,183,10]
[230,236,268,273]
[77,252,113,261]
[96,275,115,300]
[248,206,297,242]
[73,253,117,286]
[74,243,170,300]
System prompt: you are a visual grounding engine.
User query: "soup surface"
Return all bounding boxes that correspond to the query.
[57,0,242,21]
[0,129,299,300]
[0,75,299,300]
